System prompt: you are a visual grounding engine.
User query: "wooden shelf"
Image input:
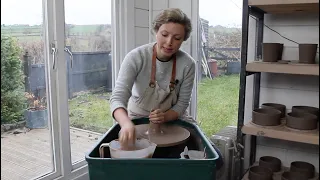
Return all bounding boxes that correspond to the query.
[246,61,319,76]
[249,0,319,14]
[241,121,319,145]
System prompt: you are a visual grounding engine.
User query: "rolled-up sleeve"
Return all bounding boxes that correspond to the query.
[109,50,140,117]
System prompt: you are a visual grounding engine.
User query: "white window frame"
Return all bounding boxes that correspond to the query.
[36,0,119,179]
[33,0,62,179]
[189,0,200,121]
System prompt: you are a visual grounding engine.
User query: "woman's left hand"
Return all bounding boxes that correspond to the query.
[149,109,166,124]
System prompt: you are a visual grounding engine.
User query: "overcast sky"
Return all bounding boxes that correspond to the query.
[1,0,242,27]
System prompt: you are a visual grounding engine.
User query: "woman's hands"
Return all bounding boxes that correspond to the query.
[119,120,136,149]
[113,108,136,148]
[149,109,166,124]
[149,109,179,124]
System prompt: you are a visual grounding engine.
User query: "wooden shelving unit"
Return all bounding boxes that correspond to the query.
[242,121,319,145]
[248,0,319,13]
[246,62,319,76]
[236,0,319,179]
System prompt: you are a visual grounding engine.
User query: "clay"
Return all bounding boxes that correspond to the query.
[249,166,273,180]
[252,108,282,126]
[290,161,315,179]
[281,171,309,180]
[259,156,282,172]
[292,106,319,120]
[299,44,318,64]
[135,123,190,147]
[262,43,283,62]
[286,112,318,130]
[262,103,286,118]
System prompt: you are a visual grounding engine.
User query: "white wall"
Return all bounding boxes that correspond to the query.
[112,0,150,85]
[245,13,319,172]
[149,0,195,55]
[134,0,150,47]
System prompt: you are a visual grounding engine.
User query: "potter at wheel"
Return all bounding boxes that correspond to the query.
[135,122,190,147]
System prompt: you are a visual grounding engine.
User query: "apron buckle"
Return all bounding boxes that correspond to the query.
[149,82,155,88]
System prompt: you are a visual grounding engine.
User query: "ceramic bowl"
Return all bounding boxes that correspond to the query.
[290,161,315,179]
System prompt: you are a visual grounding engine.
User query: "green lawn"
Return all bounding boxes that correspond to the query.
[68,92,113,133]
[197,75,240,136]
[68,74,240,136]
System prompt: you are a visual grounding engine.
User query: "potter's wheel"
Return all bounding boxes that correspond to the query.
[135,124,190,147]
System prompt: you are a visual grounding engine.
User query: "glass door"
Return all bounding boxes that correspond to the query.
[1,0,61,179]
[54,0,114,168]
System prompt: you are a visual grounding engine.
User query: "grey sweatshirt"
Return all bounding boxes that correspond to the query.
[110,42,196,118]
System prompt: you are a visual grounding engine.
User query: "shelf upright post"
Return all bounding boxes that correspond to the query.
[235,0,249,179]
[250,6,265,166]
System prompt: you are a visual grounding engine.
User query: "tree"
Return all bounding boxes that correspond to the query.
[1,35,26,123]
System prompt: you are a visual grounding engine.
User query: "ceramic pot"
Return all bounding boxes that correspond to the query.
[281,171,308,180]
[263,43,283,62]
[259,156,282,172]
[286,112,318,130]
[262,103,286,118]
[278,43,284,60]
[249,166,273,180]
[299,44,318,64]
[290,161,315,179]
[292,106,319,120]
[252,108,282,126]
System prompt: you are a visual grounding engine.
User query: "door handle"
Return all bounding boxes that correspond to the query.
[51,43,57,70]
[64,47,73,69]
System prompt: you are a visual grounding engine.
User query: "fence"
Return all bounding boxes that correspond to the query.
[23,48,112,99]
[207,47,241,75]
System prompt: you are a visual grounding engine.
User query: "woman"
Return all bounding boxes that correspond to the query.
[110,8,196,146]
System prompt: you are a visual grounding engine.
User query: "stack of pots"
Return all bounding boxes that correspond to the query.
[252,103,319,130]
[248,156,316,180]
[262,43,318,64]
[248,156,281,180]
[287,106,319,130]
[252,103,285,126]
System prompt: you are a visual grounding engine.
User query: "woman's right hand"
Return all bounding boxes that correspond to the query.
[119,121,136,148]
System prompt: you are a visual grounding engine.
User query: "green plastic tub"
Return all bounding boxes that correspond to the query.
[85,118,219,180]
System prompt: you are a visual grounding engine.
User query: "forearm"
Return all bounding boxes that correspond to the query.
[113,108,132,127]
[164,109,179,122]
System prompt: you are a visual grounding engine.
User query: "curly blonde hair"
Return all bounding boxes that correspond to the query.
[152,8,192,41]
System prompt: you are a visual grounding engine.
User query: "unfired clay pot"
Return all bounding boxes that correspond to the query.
[278,43,284,60]
[259,156,282,173]
[286,112,318,130]
[292,106,319,120]
[281,171,308,180]
[262,103,286,118]
[252,108,282,126]
[299,44,318,64]
[263,43,283,62]
[249,166,273,180]
[290,161,315,179]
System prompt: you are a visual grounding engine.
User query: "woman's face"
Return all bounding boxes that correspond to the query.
[155,22,185,60]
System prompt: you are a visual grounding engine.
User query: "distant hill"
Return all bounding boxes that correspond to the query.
[209,25,241,33]
[1,24,111,37]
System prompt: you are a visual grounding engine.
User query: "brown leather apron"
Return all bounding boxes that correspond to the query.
[127,44,196,123]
